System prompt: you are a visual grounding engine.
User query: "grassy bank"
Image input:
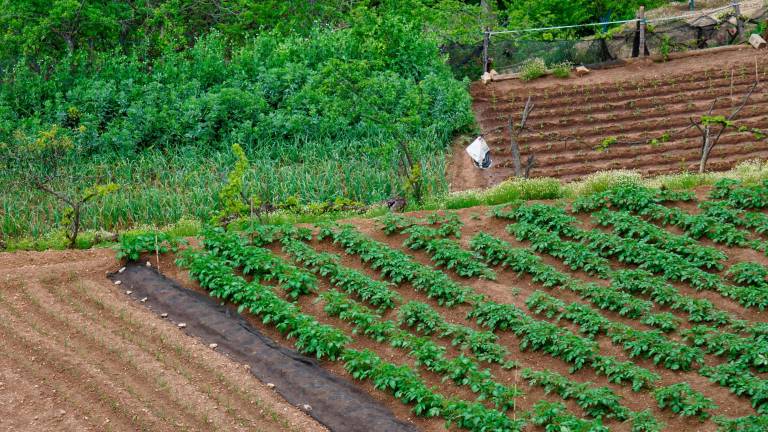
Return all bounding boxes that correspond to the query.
[1,145,450,239]
[8,160,768,252]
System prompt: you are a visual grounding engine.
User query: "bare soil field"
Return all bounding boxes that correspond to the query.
[0,249,324,432]
[456,47,768,191]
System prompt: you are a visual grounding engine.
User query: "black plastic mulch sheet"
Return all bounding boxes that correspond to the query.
[109,263,420,432]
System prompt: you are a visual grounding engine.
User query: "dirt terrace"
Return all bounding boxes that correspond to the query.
[0,249,324,432]
[453,47,768,191]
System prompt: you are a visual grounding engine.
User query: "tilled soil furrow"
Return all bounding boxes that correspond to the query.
[50,278,284,431]
[458,51,768,190]
[472,69,768,108]
[481,85,768,119]
[13,279,236,431]
[0,250,325,432]
[0,300,156,431]
[480,102,768,144]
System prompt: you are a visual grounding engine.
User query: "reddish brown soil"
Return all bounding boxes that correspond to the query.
[334,211,759,431]
[5,188,766,431]
[454,47,768,191]
[0,249,325,432]
[166,195,764,431]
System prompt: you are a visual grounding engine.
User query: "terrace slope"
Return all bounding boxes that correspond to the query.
[455,47,768,191]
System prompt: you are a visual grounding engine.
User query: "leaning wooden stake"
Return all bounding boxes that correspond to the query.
[524,155,536,179]
[732,1,743,39]
[509,96,535,177]
[638,7,647,58]
[482,30,490,74]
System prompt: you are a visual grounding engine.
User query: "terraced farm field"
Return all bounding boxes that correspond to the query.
[462,48,768,191]
[168,179,768,431]
[0,249,324,432]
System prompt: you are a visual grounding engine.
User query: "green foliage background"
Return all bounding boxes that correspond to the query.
[0,0,666,240]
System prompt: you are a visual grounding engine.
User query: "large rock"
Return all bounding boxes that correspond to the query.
[749,33,767,49]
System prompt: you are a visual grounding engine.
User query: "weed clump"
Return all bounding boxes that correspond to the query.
[520,58,547,81]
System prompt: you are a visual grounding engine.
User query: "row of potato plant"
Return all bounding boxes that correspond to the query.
[320,224,656,377]
[342,348,526,431]
[498,202,766,310]
[201,227,317,299]
[573,184,758,249]
[697,200,768,239]
[470,230,768,376]
[590,208,727,270]
[577,187,768,310]
[681,325,768,372]
[470,231,705,369]
[314,223,739,422]
[523,289,702,371]
[470,233,730,327]
[281,239,402,311]
[700,361,768,414]
[379,211,464,238]
[396,300,511,366]
[183,240,526,431]
[578,187,755,250]
[320,289,525,413]
[529,400,610,431]
[402,225,496,280]
[179,249,349,359]
[318,223,475,306]
[710,179,768,210]
[380,212,501,281]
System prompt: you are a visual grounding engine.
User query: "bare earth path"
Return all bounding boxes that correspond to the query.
[0,248,325,432]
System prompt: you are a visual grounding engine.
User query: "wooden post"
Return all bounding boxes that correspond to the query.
[732,1,743,39]
[638,6,647,58]
[481,0,492,75]
[482,30,490,74]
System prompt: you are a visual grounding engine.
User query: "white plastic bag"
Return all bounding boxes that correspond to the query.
[466,136,492,169]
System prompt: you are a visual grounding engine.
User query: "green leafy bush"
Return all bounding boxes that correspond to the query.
[117,232,183,261]
[551,61,573,78]
[519,58,548,81]
[2,13,474,239]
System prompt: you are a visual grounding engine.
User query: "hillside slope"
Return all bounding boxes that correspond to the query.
[456,47,768,191]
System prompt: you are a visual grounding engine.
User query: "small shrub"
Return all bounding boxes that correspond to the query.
[117,232,183,261]
[596,136,618,152]
[660,36,672,61]
[551,61,573,78]
[214,143,250,224]
[520,58,547,81]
